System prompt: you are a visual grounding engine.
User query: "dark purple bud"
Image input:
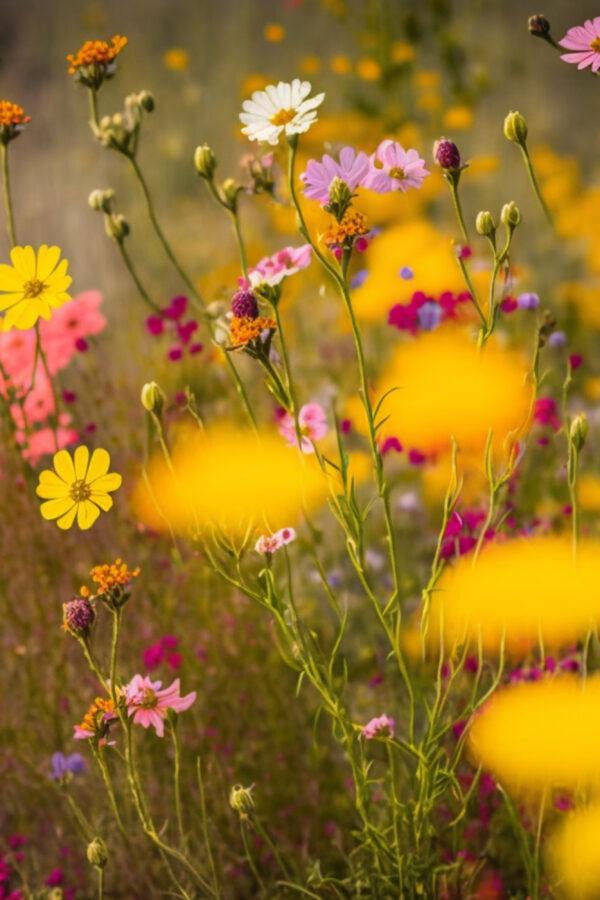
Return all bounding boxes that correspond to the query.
[528,14,550,36]
[231,289,259,319]
[433,138,461,171]
[63,597,95,637]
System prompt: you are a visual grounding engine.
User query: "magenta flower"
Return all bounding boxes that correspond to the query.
[362,714,395,740]
[301,146,371,203]
[558,18,600,72]
[364,140,429,194]
[278,402,328,453]
[248,244,312,288]
[124,674,196,737]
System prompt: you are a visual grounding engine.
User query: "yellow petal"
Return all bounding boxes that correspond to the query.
[77,500,101,530]
[56,504,78,530]
[36,245,61,281]
[53,449,76,484]
[40,497,75,521]
[38,469,68,490]
[36,479,70,499]
[90,492,114,511]
[10,246,35,280]
[87,448,111,482]
[0,264,23,292]
[4,299,41,331]
[0,293,25,313]
[73,445,90,481]
[89,471,121,492]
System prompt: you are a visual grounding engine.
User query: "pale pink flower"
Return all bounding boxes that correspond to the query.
[39,290,106,374]
[19,419,79,463]
[248,244,312,288]
[0,329,36,388]
[278,402,328,453]
[364,140,429,194]
[255,527,296,554]
[362,714,395,740]
[124,674,196,737]
[559,18,600,72]
[301,146,371,203]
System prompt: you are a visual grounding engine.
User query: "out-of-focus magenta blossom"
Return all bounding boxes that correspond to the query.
[533,397,560,431]
[362,714,395,739]
[143,636,182,672]
[145,296,202,362]
[124,675,196,737]
[255,527,296,554]
[301,146,371,203]
[364,140,429,194]
[558,18,600,72]
[388,290,471,334]
[278,402,328,453]
[248,244,312,288]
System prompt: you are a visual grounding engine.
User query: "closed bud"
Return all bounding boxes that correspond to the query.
[433,137,461,170]
[138,90,155,112]
[105,213,130,242]
[221,177,241,210]
[324,176,353,220]
[500,201,521,229]
[63,596,95,638]
[528,14,551,37]
[141,381,165,416]
[229,783,255,815]
[194,144,217,180]
[87,836,108,870]
[504,110,528,145]
[475,210,496,237]
[88,188,115,214]
[570,414,588,452]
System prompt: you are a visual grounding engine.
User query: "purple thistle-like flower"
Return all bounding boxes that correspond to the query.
[63,597,95,637]
[433,137,461,170]
[231,289,259,319]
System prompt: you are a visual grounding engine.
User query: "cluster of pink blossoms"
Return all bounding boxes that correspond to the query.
[142,634,182,672]
[255,526,296,555]
[362,713,395,740]
[277,402,328,453]
[301,140,429,204]
[247,244,312,289]
[145,295,203,361]
[388,289,472,335]
[0,291,105,462]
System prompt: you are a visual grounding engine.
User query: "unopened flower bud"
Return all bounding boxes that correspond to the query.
[500,201,521,229]
[528,14,551,37]
[475,210,496,237]
[325,176,353,219]
[137,90,155,112]
[504,110,528,145]
[87,837,108,870]
[231,289,259,319]
[194,144,217,180]
[88,188,115,214]
[570,414,588,452]
[141,381,165,416]
[433,137,461,170]
[221,177,241,210]
[63,596,95,638]
[229,783,255,815]
[105,213,130,242]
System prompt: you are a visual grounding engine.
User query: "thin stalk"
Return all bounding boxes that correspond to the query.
[116,241,163,313]
[96,867,104,900]
[90,742,127,836]
[196,757,221,897]
[170,722,187,849]
[88,88,100,129]
[229,209,248,279]
[240,820,266,894]
[448,179,469,244]
[1,143,16,246]
[456,255,486,329]
[519,144,553,226]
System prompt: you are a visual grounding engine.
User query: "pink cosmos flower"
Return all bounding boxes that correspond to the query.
[301,146,371,203]
[19,420,79,464]
[364,140,429,194]
[362,714,395,739]
[39,290,106,374]
[255,527,296,554]
[248,244,312,288]
[559,18,600,72]
[124,674,196,737]
[278,402,328,453]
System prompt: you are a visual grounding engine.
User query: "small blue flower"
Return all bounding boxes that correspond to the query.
[50,752,86,782]
[417,301,442,331]
[548,330,567,348]
[399,266,414,280]
[350,269,369,289]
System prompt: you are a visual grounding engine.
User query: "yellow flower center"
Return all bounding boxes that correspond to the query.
[23,279,45,299]
[591,38,600,52]
[270,108,296,126]
[70,479,92,502]
[140,687,157,708]
[389,166,406,180]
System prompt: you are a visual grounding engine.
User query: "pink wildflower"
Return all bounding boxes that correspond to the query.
[248,244,312,288]
[124,674,196,737]
[255,527,296,554]
[558,18,600,72]
[364,140,429,194]
[39,290,106,373]
[362,714,395,740]
[278,401,328,453]
[301,146,371,203]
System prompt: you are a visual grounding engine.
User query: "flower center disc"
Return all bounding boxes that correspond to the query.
[591,37,600,51]
[70,479,92,502]
[389,166,406,180]
[270,108,295,126]
[140,688,157,708]
[23,278,45,298]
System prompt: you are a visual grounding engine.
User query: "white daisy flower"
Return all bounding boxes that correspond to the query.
[239,79,325,146]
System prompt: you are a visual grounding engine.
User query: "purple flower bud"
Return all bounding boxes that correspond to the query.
[548,330,567,348]
[433,137,461,171]
[231,289,259,319]
[516,292,540,310]
[63,597,95,637]
[528,14,550,36]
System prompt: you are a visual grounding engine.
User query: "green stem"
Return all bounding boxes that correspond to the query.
[1,143,16,246]
[456,255,486,329]
[97,867,104,900]
[519,143,553,226]
[240,820,266,894]
[272,303,303,447]
[88,88,100,129]
[116,241,163,313]
[229,209,248,280]
[196,756,221,897]
[90,742,127,836]
[170,722,187,849]
[448,178,469,244]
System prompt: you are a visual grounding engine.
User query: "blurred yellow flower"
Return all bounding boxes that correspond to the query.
[300,55,322,75]
[417,91,443,112]
[239,74,271,98]
[37,447,122,531]
[355,57,381,80]
[365,328,532,457]
[135,424,328,535]
[414,70,440,89]
[578,474,600,511]
[468,155,501,177]
[433,537,600,654]
[390,42,415,64]
[469,676,600,791]
[0,245,71,331]
[548,803,600,898]
[443,106,474,130]
[163,48,189,71]
[263,23,286,42]
[330,55,352,75]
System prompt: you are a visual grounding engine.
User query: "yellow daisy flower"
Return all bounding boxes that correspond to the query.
[0,245,72,331]
[36,446,122,530]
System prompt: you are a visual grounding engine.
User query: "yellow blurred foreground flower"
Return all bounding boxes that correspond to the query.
[37,447,122,530]
[135,424,328,535]
[0,246,71,330]
[432,537,600,654]
[469,676,600,792]
[548,803,600,898]
[367,328,532,456]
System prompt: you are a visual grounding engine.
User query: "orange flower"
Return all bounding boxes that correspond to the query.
[67,35,127,88]
[0,100,30,144]
[90,558,140,595]
[229,315,276,348]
